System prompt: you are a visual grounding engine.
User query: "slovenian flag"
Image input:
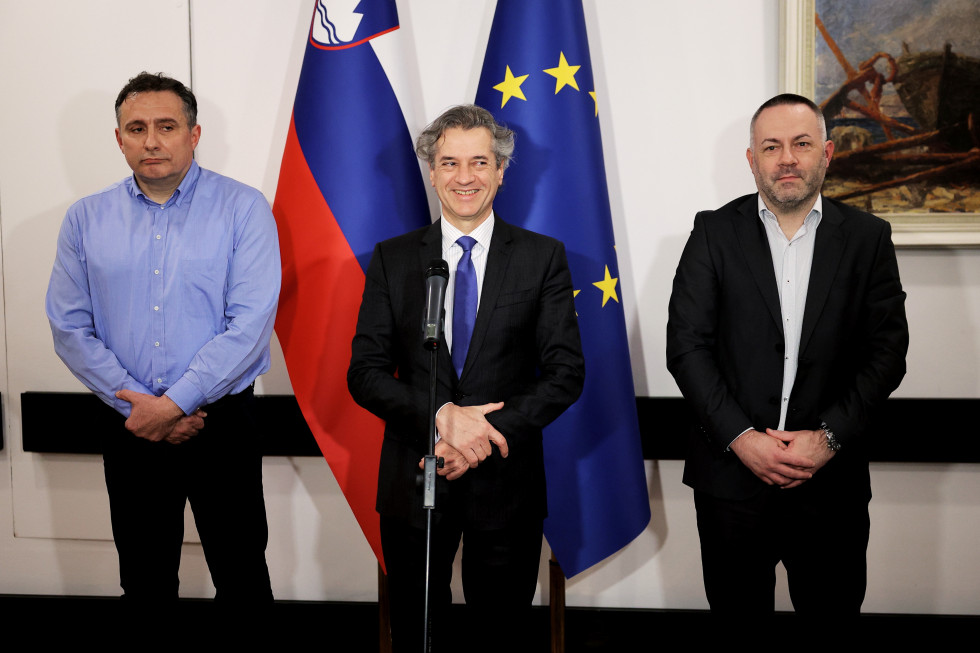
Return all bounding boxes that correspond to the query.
[475,0,650,577]
[273,0,429,569]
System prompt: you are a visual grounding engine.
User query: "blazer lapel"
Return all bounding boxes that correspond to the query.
[459,218,513,382]
[733,195,782,330]
[800,200,846,355]
[418,218,443,269]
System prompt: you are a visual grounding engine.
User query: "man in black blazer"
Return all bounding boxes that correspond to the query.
[348,105,584,650]
[667,94,908,615]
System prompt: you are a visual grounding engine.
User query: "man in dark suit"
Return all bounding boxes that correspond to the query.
[667,94,908,615]
[348,105,584,650]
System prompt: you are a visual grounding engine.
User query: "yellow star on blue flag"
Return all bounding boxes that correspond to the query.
[493,65,529,107]
[593,265,619,306]
[543,52,581,93]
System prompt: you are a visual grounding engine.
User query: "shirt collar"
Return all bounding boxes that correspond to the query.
[127,160,201,208]
[757,193,823,225]
[441,212,495,251]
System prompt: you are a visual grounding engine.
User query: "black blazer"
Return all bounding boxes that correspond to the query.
[667,194,908,501]
[348,218,585,528]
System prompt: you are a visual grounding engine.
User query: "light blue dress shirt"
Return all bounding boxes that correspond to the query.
[46,161,281,417]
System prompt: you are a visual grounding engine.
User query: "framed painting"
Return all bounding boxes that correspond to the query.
[781,0,980,247]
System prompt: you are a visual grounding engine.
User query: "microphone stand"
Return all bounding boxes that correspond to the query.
[421,259,447,652]
[422,337,441,653]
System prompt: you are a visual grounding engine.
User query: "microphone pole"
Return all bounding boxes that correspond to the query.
[421,259,448,652]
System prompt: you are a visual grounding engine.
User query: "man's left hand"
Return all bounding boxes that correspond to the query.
[116,389,186,442]
[765,427,836,486]
[435,402,509,466]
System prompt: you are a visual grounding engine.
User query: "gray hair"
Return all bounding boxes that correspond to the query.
[415,105,515,170]
[749,93,827,147]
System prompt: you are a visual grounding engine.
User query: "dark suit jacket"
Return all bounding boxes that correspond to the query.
[348,218,585,529]
[666,194,908,501]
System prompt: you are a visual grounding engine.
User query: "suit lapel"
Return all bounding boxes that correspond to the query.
[733,195,782,330]
[459,218,513,382]
[418,219,443,269]
[800,200,846,355]
[419,220,455,374]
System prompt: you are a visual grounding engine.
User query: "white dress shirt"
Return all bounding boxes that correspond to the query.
[440,213,495,354]
[758,194,822,430]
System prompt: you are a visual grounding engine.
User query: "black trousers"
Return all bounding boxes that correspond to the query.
[380,513,543,653]
[102,388,272,602]
[694,483,870,615]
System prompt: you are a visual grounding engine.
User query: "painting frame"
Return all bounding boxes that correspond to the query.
[780,0,980,247]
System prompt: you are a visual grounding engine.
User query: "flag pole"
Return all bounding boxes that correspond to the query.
[549,552,566,653]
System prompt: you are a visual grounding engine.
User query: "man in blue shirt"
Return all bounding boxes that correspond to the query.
[46,72,281,601]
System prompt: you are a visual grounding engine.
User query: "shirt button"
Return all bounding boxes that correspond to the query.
[156,377,163,383]
[156,234,162,240]
[154,341,160,347]
[154,269,160,275]
[153,306,160,311]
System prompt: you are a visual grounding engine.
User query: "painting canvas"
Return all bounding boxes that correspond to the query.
[813,0,980,219]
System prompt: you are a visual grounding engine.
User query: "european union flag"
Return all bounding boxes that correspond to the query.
[476,0,650,576]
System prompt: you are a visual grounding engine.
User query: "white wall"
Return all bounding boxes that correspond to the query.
[1,0,977,614]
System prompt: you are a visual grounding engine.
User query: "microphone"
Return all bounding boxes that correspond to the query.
[423,259,449,349]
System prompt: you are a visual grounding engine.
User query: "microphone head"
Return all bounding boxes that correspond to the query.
[425,258,449,279]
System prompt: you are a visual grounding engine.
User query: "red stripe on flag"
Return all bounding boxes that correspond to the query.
[273,115,385,570]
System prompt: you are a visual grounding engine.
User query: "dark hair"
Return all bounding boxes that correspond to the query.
[749,93,827,146]
[415,104,515,170]
[115,72,198,127]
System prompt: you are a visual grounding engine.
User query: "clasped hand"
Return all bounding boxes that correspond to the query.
[422,402,509,479]
[730,428,835,489]
[116,389,206,445]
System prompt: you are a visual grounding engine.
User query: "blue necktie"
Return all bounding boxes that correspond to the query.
[452,236,477,378]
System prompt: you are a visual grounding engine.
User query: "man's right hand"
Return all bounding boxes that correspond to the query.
[435,402,509,466]
[729,429,814,488]
[419,440,471,481]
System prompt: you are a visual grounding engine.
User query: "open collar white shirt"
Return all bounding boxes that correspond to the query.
[758,194,823,430]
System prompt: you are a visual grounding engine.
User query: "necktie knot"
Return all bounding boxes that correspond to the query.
[457,235,476,252]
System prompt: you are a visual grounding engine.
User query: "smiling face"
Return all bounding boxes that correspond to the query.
[428,126,503,233]
[747,102,833,216]
[115,90,200,200]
